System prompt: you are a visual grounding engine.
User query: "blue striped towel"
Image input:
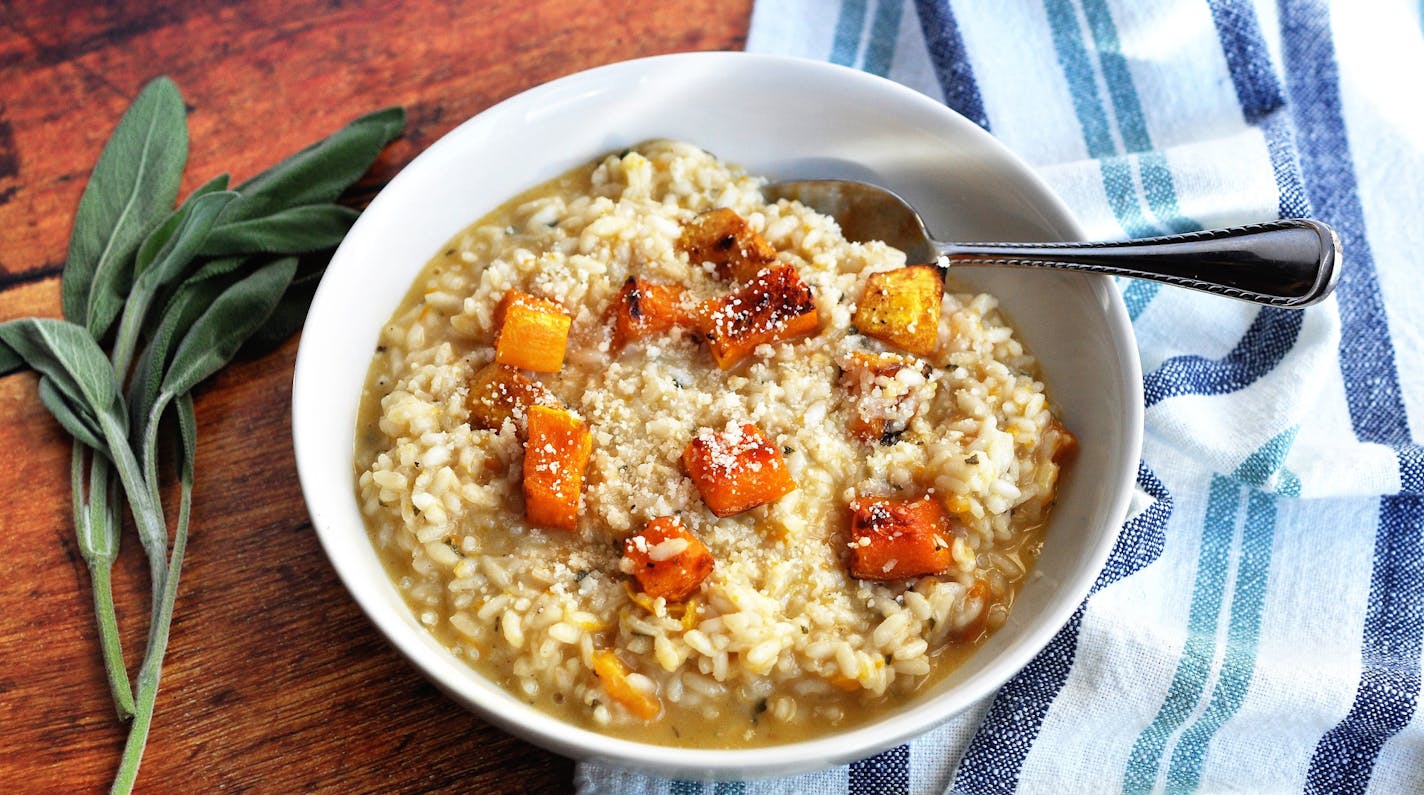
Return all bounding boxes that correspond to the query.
[577,1,1424,792]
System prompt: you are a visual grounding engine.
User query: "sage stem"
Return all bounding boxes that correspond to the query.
[109,397,193,795]
[72,441,135,718]
[97,410,167,603]
[109,287,154,382]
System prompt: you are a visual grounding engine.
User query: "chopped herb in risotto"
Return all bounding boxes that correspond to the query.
[354,140,1076,747]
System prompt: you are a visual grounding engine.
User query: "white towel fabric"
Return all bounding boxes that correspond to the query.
[578,1,1424,792]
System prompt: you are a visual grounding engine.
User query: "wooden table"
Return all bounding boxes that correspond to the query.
[0,2,751,791]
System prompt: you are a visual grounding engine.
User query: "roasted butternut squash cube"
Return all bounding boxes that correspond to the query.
[522,405,593,530]
[847,495,958,580]
[623,517,715,601]
[494,289,572,373]
[466,362,552,431]
[696,265,820,369]
[853,265,943,356]
[609,276,691,351]
[677,207,778,281]
[682,423,797,517]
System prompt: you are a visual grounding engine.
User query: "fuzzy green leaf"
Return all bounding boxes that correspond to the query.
[160,257,297,397]
[133,191,239,293]
[0,345,19,375]
[181,253,253,286]
[236,259,325,359]
[109,190,241,376]
[61,77,188,337]
[132,175,230,282]
[127,263,239,432]
[201,204,359,256]
[0,319,123,436]
[38,376,105,452]
[223,107,406,223]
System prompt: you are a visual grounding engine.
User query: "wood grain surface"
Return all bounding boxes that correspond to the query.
[0,2,751,791]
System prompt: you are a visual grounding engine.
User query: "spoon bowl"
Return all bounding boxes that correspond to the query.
[765,179,1341,308]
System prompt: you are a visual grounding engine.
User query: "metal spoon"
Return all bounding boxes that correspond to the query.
[763,180,1340,308]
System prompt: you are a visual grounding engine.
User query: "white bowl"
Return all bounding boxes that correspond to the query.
[293,51,1143,779]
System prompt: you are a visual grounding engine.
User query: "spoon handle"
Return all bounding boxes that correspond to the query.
[941,219,1341,308]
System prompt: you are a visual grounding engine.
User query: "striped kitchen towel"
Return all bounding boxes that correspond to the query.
[578,1,1424,792]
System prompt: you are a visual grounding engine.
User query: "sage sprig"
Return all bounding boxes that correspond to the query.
[0,77,404,793]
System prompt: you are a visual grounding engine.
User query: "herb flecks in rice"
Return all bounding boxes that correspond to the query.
[354,140,1073,747]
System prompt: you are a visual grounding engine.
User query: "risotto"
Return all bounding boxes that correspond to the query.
[354,140,1075,747]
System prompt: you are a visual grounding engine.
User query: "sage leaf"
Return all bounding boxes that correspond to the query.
[201,204,359,256]
[180,253,252,286]
[0,318,123,436]
[0,345,19,375]
[161,257,297,397]
[222,106,405,222]
[38,376,105,452]
[131,270,233,477]
[237,260,325,359]
[132,175,230,281]
[127,269,233,432]
[136,191,239,294]
[0,320,160,599]
[127,254,260,433]
[111,190,240,375]
[61,77,188,337]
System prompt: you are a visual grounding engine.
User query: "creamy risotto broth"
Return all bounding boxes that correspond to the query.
[354,140,1074,747]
